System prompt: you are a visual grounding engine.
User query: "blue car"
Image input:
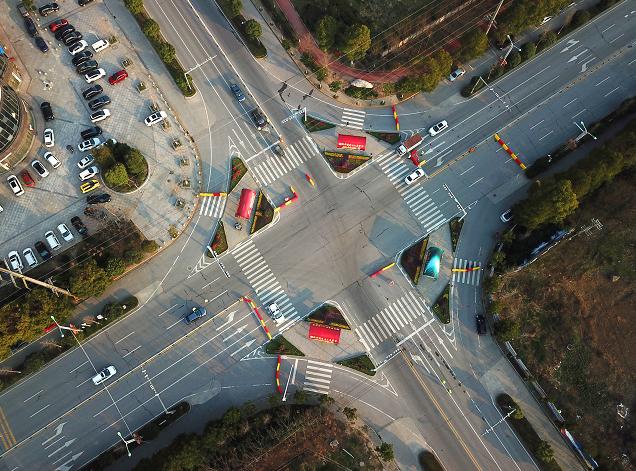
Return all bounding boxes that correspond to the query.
[184,306,207,324]
[423,246,444,280]
[230,83,245,102]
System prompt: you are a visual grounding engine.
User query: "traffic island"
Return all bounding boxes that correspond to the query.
[303,115,336,132]
[250,191,275,234]
[229,156,248,192]
[206,221,228,258]
[323,150,371,174]
[337,353,376,376]
[449,217,464,252]
[431,283,450,324]
[418,451,445,471]
[93,141,149,193]
[367,131,400,145]
[265,335,305,356]
[399,236,429,285]
[306,303,350,330]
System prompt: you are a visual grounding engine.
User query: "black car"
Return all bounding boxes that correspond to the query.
[62,32,83,46]
[39,3,60,16]
[250,108,267,130]
[40,101,54,121]
[87,193,111,204]
[35,36,49,53]
[81,126,102,140]
[78,0,94,5]
[54,25,75,40]
[82,84,103,100]
[476,315,487,335]
[88,95,111,111]
[71,216,88,236]
[34,241,52,260]
[24,17,37,37]
[72,50,93,66]
[76,60,98,74]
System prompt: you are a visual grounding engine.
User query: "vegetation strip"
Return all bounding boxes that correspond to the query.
[218,0,267,58]
[399,237,428,284]
[323,150,371,173]
[303,115,336,132]
[431,283,450,324]
[449,217,464,252]
[208,221,228,256]
[367,131,400,144]
[336,354,376,376]
[265,335,305,356]
[229,156,247,192]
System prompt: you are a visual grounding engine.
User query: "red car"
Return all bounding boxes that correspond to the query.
[49,19,69,32]
[20,169,36,187]
[108,69,128,85]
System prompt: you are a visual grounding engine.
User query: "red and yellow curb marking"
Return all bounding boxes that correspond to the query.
[241,296,272,340]
[198,192,227,197]
[451,266,481,273]
[276,354,283,394]
[370,262,396,278]
[392,105,400,131]
[305,173,315,186]
[493,134,526,170]
[276,186,298,211]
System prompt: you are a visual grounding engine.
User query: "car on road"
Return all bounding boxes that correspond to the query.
[88,95,110,111]
[7,251,23,271]
[184,306,207,324]
[35,36,49,53]
[108,69,128,85]
[404,168,425,186]
[7,175,25,196]
[423,246,444,280]
[250,108,267,130]
[44,128,55,147]
[87,193,111,204]
[79,166,99,181]
[81,126,102,140]
[84,68,106,83]
[40,101,54,121]
[35,241,52,260]
[24,17,37,37]
[19,170,36,188]
[44,230,61,250]
[428,120,448,136]
[80,179,100,194]
[77,154,94,169]
[92,365,116,385]
[82,84,102,100]
[72,51,94,66]
[76,60,99,75]
[448,67,465,81]
[78,137,101,151]
[57,223,74,242]
[68,40,88,55]
[230,83,245,102]
[49,18,69,32]
[62,32,83,46]
[476,315,487,335]
[44,151,61,169]
[91,38,109,52]
[55,25,75,41]
[32,159,50,178]
[144,110,167,126]
[22,248,38,268]
[71,216,88,235]
[89,109,111,123]
[267,303,284,324]
[500,209,513,223]
[39,3,60,16]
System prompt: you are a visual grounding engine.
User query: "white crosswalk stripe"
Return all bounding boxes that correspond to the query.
[198,195,226,218]
[451,258,481,286]
[340,108,366,130]
[232,240,300,330]
[251,136,320,186]
[303,361,332,394]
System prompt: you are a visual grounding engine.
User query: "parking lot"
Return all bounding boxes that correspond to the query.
[1,1,195,279]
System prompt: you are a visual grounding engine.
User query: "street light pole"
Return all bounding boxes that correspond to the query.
[117,431,136,457]
[502,35,521,63]
[574,121,597,142]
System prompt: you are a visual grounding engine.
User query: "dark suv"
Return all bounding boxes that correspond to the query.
[87,193,111,204]
[35,241,52,260]
[24,17,37,37]
[76,60,98,74]
[39,3,60,16]
[88,95,111,111]
[250,108,267,130]
[81,126,102,140]
[82,84,103,100]
[476,315,487,335]
[72,50,93,66]
[54,25,75,40]
[40,102,55,121]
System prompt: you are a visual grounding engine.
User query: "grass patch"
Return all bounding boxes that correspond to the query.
[432,283,450,324]
[306,303,350,330]
[323,150,371,173]
[303,116,335,132]
[399,236,428,284]
[250,192,275,234]
[207,221,227,256]
[418,451,445,471]
[229,157,247,192]
[337,354,376,376]
[367,131,400,144]
[265,335,305,356]
[449,217,464,252]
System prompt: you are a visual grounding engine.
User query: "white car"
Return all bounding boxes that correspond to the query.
[85,68,106,84]
[500,209,513,223]
[32,159,50,177]
[268,303,284,324]
[92,365,116,385]
[7,175,25,196]
[77,155,94,169]
[448,67,465,81]
[404,168,426,185]
[7,251,23,271]
[78,138,101,152]
[79,166,99,181]
[91,39,110,53]
[44,128,55,147]
[428,120,448,136]
[57,223,74,242]
[44,152,61,169]
[68,40,88,55]
[144,110,167,126]
[45,230,61,250]
[22,248,38,268]
[90,109,111,123]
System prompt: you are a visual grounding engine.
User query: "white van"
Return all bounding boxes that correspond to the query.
[91,39,110,53]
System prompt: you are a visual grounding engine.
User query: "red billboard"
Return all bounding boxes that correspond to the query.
[308,323,341,344]
[337,134,366,151]
[235,188,256,219]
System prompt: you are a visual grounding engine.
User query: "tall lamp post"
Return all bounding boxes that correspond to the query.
[117,431,137,457]
[574,121,597,142]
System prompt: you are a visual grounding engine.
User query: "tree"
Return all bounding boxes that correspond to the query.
[157,42,176,63]
[329,80,342,92]
[315,67,328,81]
[104,163,129,188]
[343,407,357,421]
[514,179,578,229]
[316,16,337,51]
[224,0,242,17]
[494,317,521,342]
[243,19,262,40]
[459,29,488,61]
[512,408,525,420]
[396,75,425,95]
[420,56,442,92]
[105,257,126,278]
[342,24,371,62]
[124,0,144,14]
[536,440,555,463]
[507,51,522,68]
[377,442,395,462]
[521,42,537,61]
[124,148,147,179]
[433,49,453,77]
[142,19,161,43]
[69,259,110,298]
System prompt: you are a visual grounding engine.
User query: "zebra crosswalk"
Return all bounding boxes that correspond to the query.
[232,239,299,331]
[251,136,320,186]
[303,360,332,395]
[340,108,366,130]
[199,195,226,218]
[451,258,481,286]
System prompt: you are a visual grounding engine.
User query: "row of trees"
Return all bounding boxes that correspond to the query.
[316,16,372,61]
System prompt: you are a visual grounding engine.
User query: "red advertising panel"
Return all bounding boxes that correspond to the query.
[308,323,341,344]
[337,134,366,151]
[235,188,256,219]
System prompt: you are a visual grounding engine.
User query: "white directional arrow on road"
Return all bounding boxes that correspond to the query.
[215,310,237,331]
[581,58,595,73]
[47,438,76,458]
[231,339,256,357]
[223,324,246,342]
[568,49,589,62]
[55,452,84,471]
[424,141,446,155]
[560,39,579,53]
[435,156,445,167]
[42,422,66,446]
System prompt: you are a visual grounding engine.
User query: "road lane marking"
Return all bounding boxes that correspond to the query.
[529,119,544,129]
[562,98,577,108]
[572,108,587,119]
[468,177,484,188]
[609,33,624,44]
[122,346,142,358]
[68,361,89,374]
[0,407,15,449]
[459,165,474,175]
[206,290,227,304]
[29,404,50,418]
[23,389,44,403]
[114,332,135,345]
[604,86,620,97]
[166,318,184,330]
[201,276,220,289]
[75,377,93,388]
[538,130,554,141]
[601,23,615,33]
[629,57,636,66]
[594,76,611,86]
[158,303,179,317]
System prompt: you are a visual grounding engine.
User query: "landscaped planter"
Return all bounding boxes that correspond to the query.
[323,150,371,173]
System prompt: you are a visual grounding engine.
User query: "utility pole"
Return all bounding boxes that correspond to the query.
[0,267,79,300]
[486,0,505,35]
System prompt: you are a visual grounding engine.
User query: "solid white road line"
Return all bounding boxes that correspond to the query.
[538,130,554,141]
[609,33,624,44]
[122,346,142,358]
[158,304,179,317]
[23,390,44,403]
[114,331,135,345]
[571,108,587,119]
[68,361,89,374]
[562,99,577,108]
[468,177,485,188]
[604,86,620,97]
[29,404,50,418]
[529,119,545,129]
[594,76,611,86]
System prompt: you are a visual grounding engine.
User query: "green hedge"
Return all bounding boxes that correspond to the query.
[265,335,304,356]
[432,284,450,324]
[337,354,376,376]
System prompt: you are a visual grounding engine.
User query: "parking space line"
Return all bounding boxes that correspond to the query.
[114,332,135,345]
[562,98,577,108]
[604,86,620,97]
[69,360,89,373]
[122,346,142,358]
[158,304,179,317]
[608,33,624,44]
[539,130,554,141]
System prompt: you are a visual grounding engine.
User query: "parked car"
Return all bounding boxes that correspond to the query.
[71,216,88,235]
[7,175,25,196]
[448,67,465,81]
[230,83,245,102]
[89,109,110,123]
[44,230,61,250]
[86,193,111,204]
[60,28,80,42]
[82,84,102,100]
[31,159,50,177]
[78,138,101,151]
[35,241,52,260]
[57,223,74,242]
[40,101,54,121]
[39,3,60,16]
[404,168,425,186]
[88,95,110,111]
[84,68,106,83]
[7,251,23,271]
[68,40,88,55]
[62,32,83,46]
[72,50,94,66]
[428,120,448,136]
[91,38,109,52]
[76,60,99,75]
[35,36,49,53]
[80,127,102,140]
[476,315,487,335]
[49,19,69,32]
[44,151,61,169]
[144,110,167,126]
[184,306,207,324]
[500,209,513,223]
[24,17,37,37]
[22,248,38,268]
[91,366,116,385]
[43,128,55,147]
[80,179,100,193]
[79,0,95,6]
[19,170,36,188]
[250,108,267,130]
[77,154,94,169]
[79,166,99,181]
[55,25,75,41]
[108,69,128,85]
